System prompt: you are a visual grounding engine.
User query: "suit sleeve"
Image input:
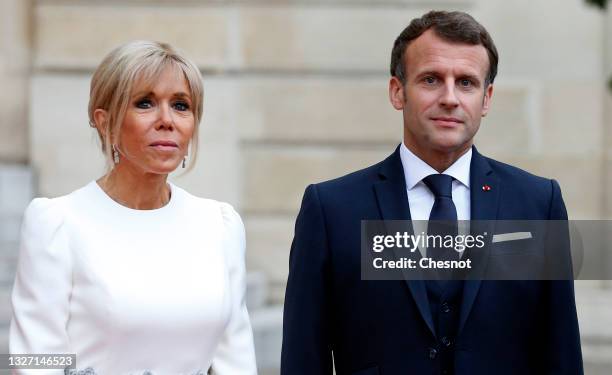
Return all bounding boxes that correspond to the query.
[10,198,71,375]
[281,184,333,375]
[540,179,584,374]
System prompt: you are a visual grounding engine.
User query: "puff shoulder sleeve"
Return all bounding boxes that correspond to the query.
[209,203,257,374]
[10,198,72,366]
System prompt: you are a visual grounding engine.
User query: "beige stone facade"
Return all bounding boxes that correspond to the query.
[0,0,30,163]
[1,0,611,373]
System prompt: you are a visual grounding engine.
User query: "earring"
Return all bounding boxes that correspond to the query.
[112,145,120,164]
[182,157,186,169]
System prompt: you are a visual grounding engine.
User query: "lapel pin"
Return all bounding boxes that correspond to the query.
[482,184,491,192]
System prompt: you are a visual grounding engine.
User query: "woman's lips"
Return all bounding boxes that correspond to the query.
[150,141,178,151]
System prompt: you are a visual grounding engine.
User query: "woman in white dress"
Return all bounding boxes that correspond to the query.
[9,41,257,375]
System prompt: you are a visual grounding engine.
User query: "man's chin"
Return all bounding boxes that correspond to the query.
[429,139,474,154]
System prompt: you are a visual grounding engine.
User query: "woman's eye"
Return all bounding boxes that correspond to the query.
[135,99,152,109]
[173,101,190,111]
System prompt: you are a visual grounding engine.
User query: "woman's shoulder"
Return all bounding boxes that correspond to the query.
[23,182,96,220]
[173,185,245,240]
[173,185,242,221]
[23,194,69,226]
[21,194,76,246]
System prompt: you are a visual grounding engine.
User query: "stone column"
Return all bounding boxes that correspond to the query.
[0,0,31,163]
[604,3,612,288]
[0,0,32,354]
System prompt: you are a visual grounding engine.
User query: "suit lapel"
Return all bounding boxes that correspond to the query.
[373,145,436,337]
[458,146,500,334]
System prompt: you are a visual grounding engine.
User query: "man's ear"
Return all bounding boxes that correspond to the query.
[93,109,109,137]
[481,83,494,117]
[389,76,406,110]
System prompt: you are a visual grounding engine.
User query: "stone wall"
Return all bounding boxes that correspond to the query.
[0,0,610,373]
[0,0,30,163]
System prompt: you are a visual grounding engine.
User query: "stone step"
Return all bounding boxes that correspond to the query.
[0,164,34,217]
[0,253,16,288]
[0,215,23,245]
[246,271,268,312]
[576,285,612,339]
[575,285,612,373]
[251,305,283,373]
[0,324,7,355]
[0,288,11,325]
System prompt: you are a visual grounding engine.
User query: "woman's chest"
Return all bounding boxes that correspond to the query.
[67,217,230,336]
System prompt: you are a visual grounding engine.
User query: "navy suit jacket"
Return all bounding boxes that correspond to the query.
[281,145,583,375]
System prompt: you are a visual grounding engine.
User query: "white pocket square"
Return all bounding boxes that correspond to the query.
[492,232,532,243]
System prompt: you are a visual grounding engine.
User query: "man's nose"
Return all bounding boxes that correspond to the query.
[439,80,460,108]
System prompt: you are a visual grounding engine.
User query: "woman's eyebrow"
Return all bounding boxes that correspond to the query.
[130,91,192,99]
[131,90,153,98]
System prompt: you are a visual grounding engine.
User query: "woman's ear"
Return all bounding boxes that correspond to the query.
[93,109,109,137]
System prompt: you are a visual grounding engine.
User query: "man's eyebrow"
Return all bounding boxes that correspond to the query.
[414,70,484,84]
[414,70,442,78]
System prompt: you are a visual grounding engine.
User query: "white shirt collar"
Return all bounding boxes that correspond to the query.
[399,142,472,190]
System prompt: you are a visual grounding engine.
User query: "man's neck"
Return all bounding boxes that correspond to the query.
[403,139,472,173]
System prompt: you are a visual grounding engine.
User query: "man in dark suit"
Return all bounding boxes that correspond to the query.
[281,10,583,375]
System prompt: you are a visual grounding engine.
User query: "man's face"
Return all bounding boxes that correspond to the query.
[390,29,493,158]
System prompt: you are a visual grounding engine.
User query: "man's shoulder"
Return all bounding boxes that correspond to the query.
[481,154,566,219]
[312,158,386,195]
[484,155,556,188]
[304,149,562,201]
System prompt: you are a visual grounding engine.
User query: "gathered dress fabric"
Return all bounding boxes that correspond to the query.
[10,181,257,375]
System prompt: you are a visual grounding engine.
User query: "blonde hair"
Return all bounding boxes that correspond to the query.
[88,40,203,172]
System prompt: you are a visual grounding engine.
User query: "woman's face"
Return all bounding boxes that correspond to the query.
[117,65,195,175]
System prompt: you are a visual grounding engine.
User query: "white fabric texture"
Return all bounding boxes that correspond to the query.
[10,181,257,375]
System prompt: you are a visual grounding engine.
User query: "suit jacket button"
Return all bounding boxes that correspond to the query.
[429,348,438,359]
[441,336,452,347]
[441,302,451,313]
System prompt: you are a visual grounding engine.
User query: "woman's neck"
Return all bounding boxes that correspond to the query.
[97,165,171,210]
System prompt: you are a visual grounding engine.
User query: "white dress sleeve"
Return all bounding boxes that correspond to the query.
[209,203,257,375]
[9,198,72,374]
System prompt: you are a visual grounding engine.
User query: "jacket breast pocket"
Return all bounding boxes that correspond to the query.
[489,237,537,256]
[486,237,547,279]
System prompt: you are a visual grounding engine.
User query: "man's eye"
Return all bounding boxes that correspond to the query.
[424,76,436,84]
[173,101,190,111]
[460,79,472,87]
[135,99,152,109]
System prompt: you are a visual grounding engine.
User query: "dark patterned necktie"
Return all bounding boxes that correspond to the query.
[423,174,459,283]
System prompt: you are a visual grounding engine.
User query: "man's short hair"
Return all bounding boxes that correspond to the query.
[390,10,499,86]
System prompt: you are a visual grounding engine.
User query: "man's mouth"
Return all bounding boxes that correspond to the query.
[430,117,463,127]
